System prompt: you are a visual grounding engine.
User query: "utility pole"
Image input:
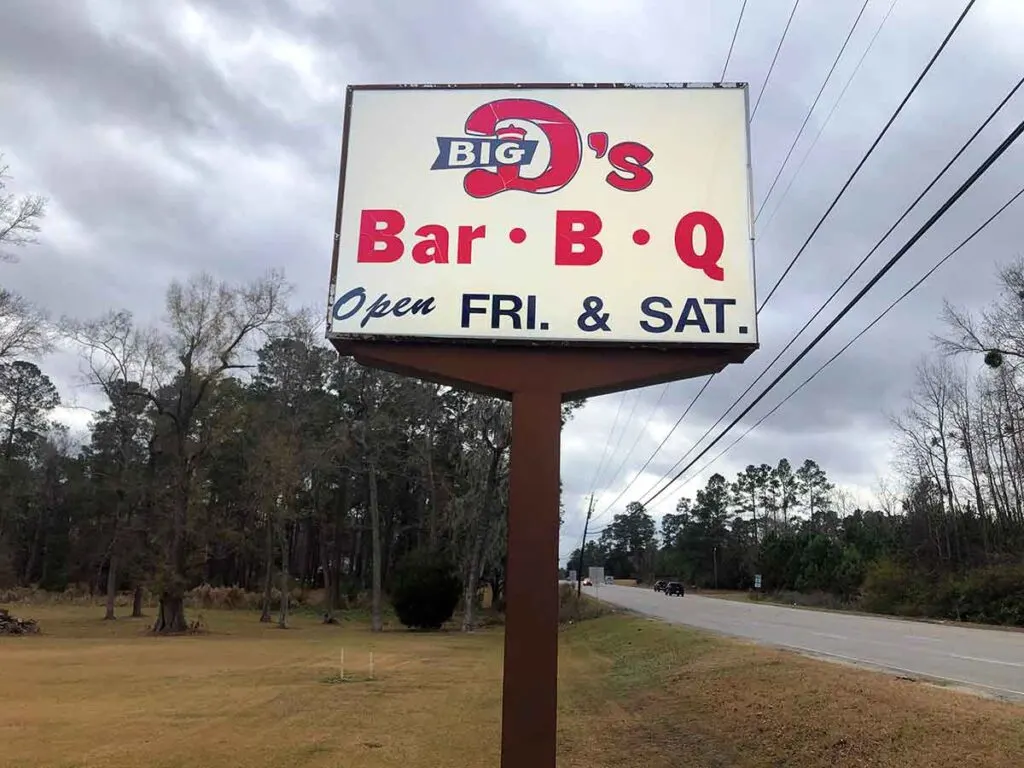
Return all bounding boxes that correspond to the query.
[576,494,594,597]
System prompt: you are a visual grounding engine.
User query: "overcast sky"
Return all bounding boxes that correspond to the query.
[2,0,1023,565]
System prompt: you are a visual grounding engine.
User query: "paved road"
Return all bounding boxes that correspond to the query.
[582,584,1024,701]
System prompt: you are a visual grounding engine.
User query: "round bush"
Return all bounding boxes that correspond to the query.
[390,550,462,630]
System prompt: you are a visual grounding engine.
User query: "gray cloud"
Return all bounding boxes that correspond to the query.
[1,0,1021,564]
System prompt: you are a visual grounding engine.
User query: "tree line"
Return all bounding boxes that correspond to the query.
[570,258,1024,627]
[5,152,1024,630]
[0,280,582,632]
[0,156,584,633]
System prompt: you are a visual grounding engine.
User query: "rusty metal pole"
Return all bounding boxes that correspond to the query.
[500,387,562,768]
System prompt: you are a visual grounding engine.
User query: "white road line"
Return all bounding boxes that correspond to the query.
[586,588,1024,700]
[948,653,1024,668]
[771,642,1024,700]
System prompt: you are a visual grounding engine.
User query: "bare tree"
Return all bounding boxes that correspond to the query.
[62,310,165,619]
[64,271,293,632]
[0,156,47,262]
[0,289,53,362]
[458,399,510,631]
[938,257,1024,367]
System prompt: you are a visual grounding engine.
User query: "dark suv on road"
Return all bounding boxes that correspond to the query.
[665,581,685,596]
[653,580,667,592]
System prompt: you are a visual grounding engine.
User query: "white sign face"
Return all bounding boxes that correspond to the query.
[588,566,605,585]
[328,84,757,346]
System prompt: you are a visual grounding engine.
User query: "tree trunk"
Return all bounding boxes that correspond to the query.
[462,541,484,631]
[153,454,192,635]
[368,460,383,633]
[490,569,506,613]
[132,584,145,617]
[104,555,118,620]
[334,476,349,609]
[152,591,187,633]
[22,505,46,585]
[462,441,503,631]
[260,517,274,623]
[320,531,336,624]
[425,430,439,550]
[278,521,290,629]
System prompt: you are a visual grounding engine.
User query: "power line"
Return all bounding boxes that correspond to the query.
[676,183,1024,489]
[590,376,713,523]
[754,0,871,221]
[758,0,978,311]
[631,0,980,498]
[584,391,629,499]
[589,0,881,515]
[588,0,969,522]
[642,68,1024,505]
[751,0,802,119]
[721,0,750,81]
[643,114,1024,507]
[598,383,671,498]
[757,0,901,240]
[601,389,644,480]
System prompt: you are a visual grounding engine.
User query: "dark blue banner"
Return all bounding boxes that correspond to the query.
[431,137,539,170]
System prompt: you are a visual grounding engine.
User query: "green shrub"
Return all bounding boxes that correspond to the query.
[858,561,1024,627]
[860,559,922,616]
[952,565,1024,626]
[390,550,462,630]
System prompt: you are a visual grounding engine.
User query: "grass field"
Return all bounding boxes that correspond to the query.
[2,603,1024,767]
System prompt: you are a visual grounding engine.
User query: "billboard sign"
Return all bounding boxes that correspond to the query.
[328,83,757,347]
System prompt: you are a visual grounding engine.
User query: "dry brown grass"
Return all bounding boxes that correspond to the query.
[2,604,1023,767]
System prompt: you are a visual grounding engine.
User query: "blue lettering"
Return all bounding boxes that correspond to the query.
[431,137,539,171]
[638,296,737,334]
[332,286,434,329]
[639,296,672,333]
[492,294,523,330]
[702,298,736,333]
[675,298,709,333]
[332,287,366,321]
[461,293,490,328]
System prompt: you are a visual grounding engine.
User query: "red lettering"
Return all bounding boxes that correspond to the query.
[457,225,486,264]
[587,131,609,159]
[606,141,654,192]
[463,99,582,198]
[674,211,724,281]
[555,210,603,266]
[356,213,485,265]
[357,209,404,263]
[412,224,449,264]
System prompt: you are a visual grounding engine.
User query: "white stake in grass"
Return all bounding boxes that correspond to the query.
[369,652,374,680]
[339,648,345,681]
